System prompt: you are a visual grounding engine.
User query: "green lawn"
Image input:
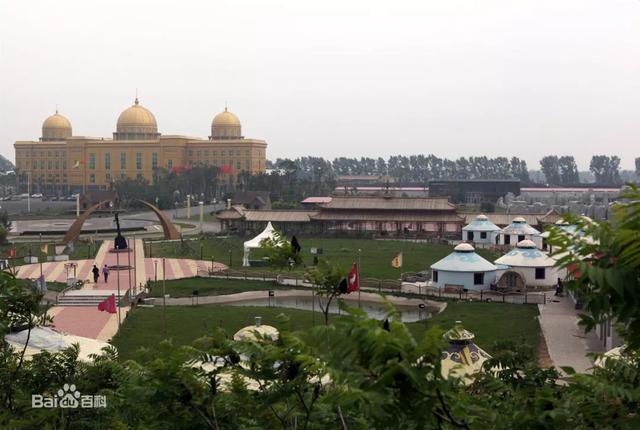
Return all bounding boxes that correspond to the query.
[146,237,500,280]
[1,241,101,267]
[147,277,289,298]
[111,301,539,361]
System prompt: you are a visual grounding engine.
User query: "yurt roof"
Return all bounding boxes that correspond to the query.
[431,244,497,272]
[462,214,501,232]
[494,240,556,268]
[501,218,540,236]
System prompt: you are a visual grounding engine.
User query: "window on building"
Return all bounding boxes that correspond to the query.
[55,161,59,170]
[152,152,158,169]
[196,150,201,157]
[535,268,545,279]
[48,161,52,169]
[32,160,37,169]
[167,159,173,170]
[188,150,193,156]
[55,151,59,157]
[480,232,487,239]
[136,152,142,170]
[468,231,474,241]
[518,235,525,242]
[40,161,44,170]
[89,153,96,169]
[89,174,95,184]
[106,173,111,182]
[236,161,241,170]
[221,150,226,156]
[120,152,126,169]
[62,151,66,157]
[105,153,111,170]
[213,151,217,156]
[204,149,209,156]
[432,270,438,283]
[245,160,250,170]
[245,149,250,156]
[48,151,52,157]
[504,235,511,245]
[474,273,484,285]
[62,160,67,169]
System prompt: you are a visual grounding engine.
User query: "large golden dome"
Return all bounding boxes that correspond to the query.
[41,111,72,141]
[114,98,159,140]
[211,107,242,139]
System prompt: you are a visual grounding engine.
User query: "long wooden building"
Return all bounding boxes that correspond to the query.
[216,195,465,238]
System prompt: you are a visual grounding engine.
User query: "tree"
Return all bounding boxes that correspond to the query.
[589,155,621,185]
[558,156,580,185]
[304,259,348,325]
[539,156,561,185]
[260,231,303,271]
[549,184,640,348]
[635,157,640,178]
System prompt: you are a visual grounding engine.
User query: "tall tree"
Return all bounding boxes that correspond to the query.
[590,155,622,185]
[539,156,561,185]
[558,156,580,185]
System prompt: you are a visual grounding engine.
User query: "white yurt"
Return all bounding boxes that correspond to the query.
[497,217,542,248]
[5,327,112,362]
[494,240,561,289]
[430,243,497,291]
[462,214,501,244]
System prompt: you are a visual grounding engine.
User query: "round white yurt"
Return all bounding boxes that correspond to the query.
[494,240,561,289]
[497,217,541,248]
[430,243,497,291]
[462,214,501,244]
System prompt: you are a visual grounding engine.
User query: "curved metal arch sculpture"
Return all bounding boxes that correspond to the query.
[63,200,109,245]
[136,200,181,240]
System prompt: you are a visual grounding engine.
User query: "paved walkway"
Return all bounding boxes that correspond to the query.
[538,294,604,374]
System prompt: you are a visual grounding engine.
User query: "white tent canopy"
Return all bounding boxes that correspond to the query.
[242,222,283,266]
[5,327,112,362]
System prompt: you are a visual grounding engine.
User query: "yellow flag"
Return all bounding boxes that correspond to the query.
[391,252,403,268]
[41,243,48,254]
[73,160,80,168]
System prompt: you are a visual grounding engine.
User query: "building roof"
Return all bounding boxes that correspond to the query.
[116,98,157,131]
[42,111,72,131]
[243,210,316,223]
[212,108,241,127]
[319,196,455,211]
[494,240,556,268]
[310,211,463,223]
[501,218,541,236]
[232,190,270,206]
[301,196,332,204]
[462,214,501,232]
[215,206,246,220]
[430,244,497,272]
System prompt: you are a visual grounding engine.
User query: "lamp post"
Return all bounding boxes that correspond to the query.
[228,249,232,267]
[199,201,204,233]
[154,259,158,283]
[162,257,167,337]
[186,194,191,219]
[27,171,31,213]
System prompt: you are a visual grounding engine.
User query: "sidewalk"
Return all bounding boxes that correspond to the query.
[538,294,604,374]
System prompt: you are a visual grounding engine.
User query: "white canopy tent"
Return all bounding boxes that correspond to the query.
[5,326,112,362]
[242,222,283,266]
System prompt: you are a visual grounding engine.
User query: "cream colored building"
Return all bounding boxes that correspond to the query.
[14,99,267,194]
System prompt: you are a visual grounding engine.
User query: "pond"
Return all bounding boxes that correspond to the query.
[228,296,434,323]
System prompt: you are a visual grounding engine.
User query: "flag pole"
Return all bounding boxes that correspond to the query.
[116,244,121,328]
[357,248,361,308]
[39,233,43,278]
[162,257,167,337]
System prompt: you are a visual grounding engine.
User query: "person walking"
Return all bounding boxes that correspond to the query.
[92,265,99,283]
[102,264,110,282]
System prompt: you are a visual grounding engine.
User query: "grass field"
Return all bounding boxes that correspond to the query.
[111,301,539,361]
[147,277,288,298]
[147,237,500,280]
[1,241,101,267]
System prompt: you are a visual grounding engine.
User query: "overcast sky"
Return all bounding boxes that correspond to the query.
[1,0,638,170]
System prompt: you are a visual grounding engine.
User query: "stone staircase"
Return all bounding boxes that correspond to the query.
[57,290,127,307]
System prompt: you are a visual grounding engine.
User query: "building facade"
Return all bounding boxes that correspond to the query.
[14,100,267,194]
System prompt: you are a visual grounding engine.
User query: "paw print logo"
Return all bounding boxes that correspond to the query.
[57,383,81,408]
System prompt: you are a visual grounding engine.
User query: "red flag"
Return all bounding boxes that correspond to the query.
[347,263,359,293]
[218,164,234,174]
[98,294,117,314]
[7,246,16,258]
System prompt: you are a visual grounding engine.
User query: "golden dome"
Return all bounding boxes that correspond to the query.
[41,111,72,141]
[211,107,242,140]
[114,98,159,140]
[211,108,241,127]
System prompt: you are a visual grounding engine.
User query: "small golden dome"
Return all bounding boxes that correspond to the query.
[114,98,159,140]
[211,108,241,127]
[211,107,242,139]
[42,111,72,141]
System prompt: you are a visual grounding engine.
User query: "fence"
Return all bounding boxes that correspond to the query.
[193,267,546,305]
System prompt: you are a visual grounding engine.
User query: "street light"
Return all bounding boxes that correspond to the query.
[154,259,158,283]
